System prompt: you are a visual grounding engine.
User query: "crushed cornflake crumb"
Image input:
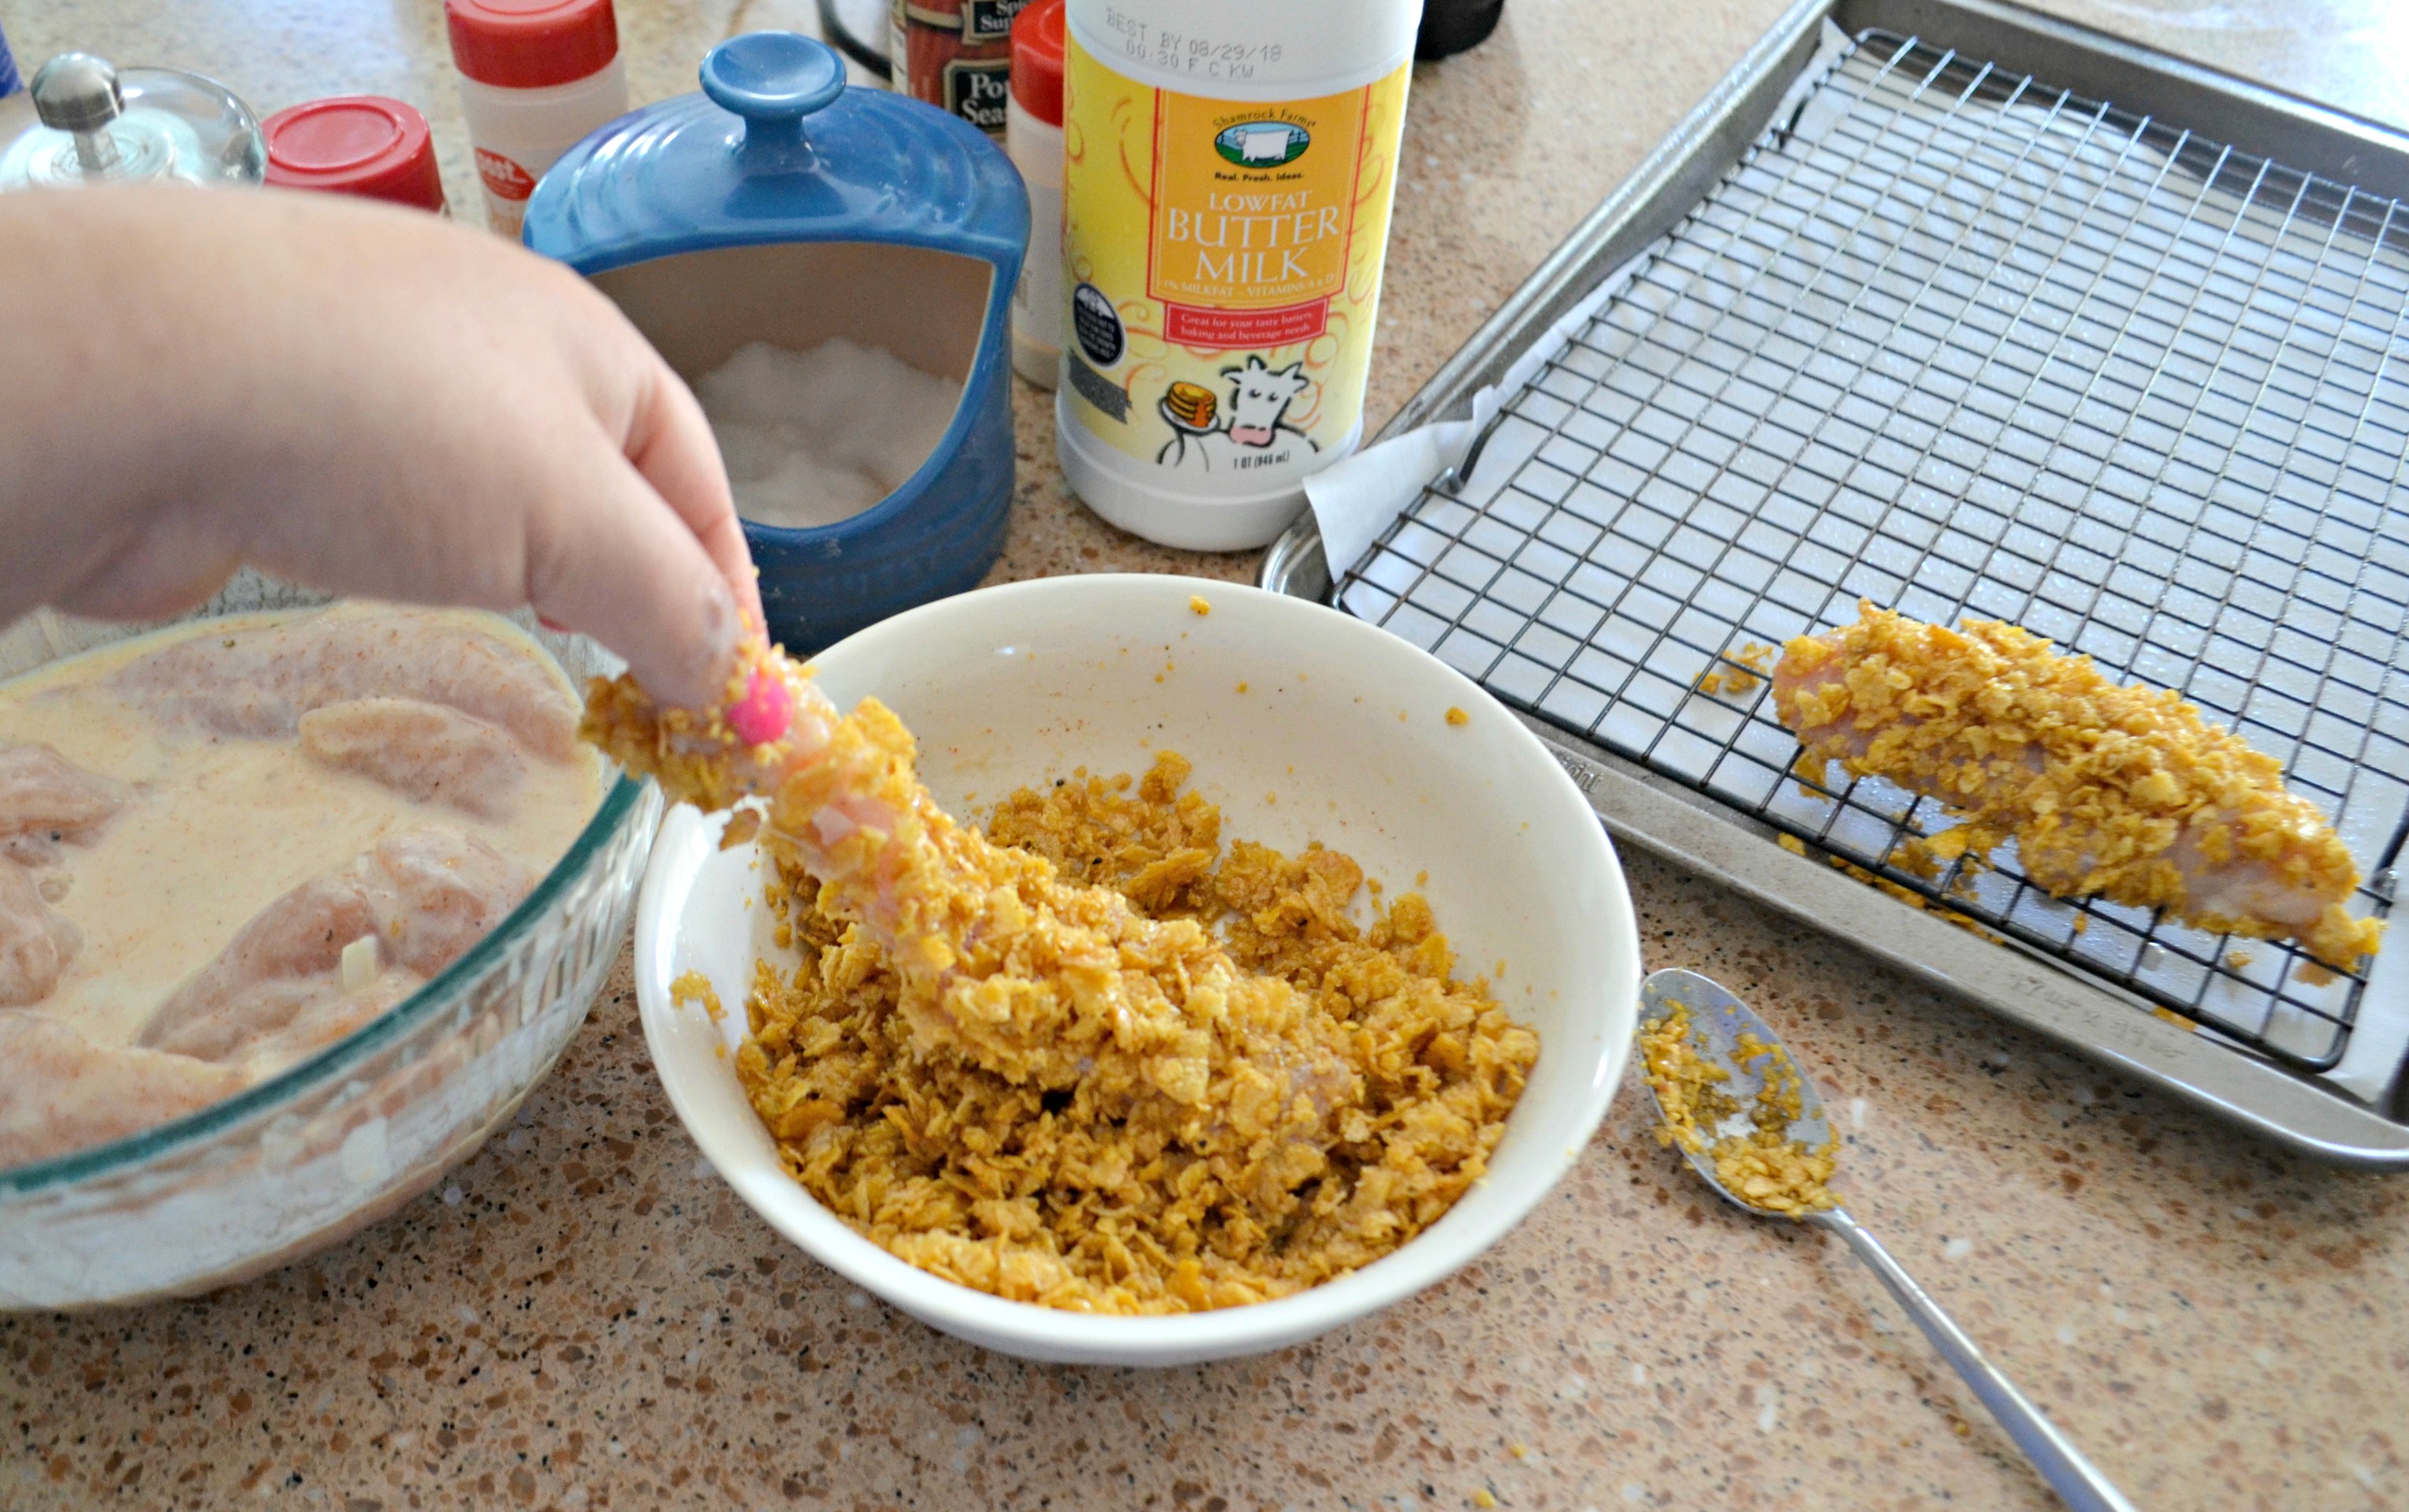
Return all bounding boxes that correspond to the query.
[719,806,763,851]
[1770,832,1998,941]
[1697,641,1775,698]
[1773,602,2380,971]
[1828,852,2002,944]
[1445,707,1471,727]
[670,970,724,1022]
[735,752,1538,1314]
[1189,595,1212,616]
[1640,1003,1835,1217]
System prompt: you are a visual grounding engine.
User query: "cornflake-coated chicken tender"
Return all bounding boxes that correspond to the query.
[140,829,532,1066]
[1773,602,2381,971]
[115,606,580,760]
[0,1011,246,1168]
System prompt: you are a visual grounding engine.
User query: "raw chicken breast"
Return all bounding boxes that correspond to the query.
[140,828,533,1065]
[298,698,528,819]
[0,740,129,866]
[0,1011,246,1168]
[0,858,80,1006]
[114,608,580,760]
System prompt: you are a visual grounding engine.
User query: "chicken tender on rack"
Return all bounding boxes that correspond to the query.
[582,644,1366,1227]
[1771,603,2381,972]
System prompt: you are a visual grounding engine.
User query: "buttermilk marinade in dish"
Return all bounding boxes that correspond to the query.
[588,642,1539,1314]
[0,604,604,1168]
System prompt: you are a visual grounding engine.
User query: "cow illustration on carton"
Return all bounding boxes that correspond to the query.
[1156,356,1320,475]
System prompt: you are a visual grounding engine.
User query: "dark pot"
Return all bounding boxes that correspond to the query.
[1416,0,1503,61]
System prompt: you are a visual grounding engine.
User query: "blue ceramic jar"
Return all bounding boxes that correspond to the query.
[525,33,1028,654]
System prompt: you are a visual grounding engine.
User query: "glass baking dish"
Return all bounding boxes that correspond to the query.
[0,573,661,1309]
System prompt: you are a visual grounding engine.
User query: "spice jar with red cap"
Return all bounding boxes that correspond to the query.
[262,96,448,214]
[1005,0,1062,387]
[445,0,627,236]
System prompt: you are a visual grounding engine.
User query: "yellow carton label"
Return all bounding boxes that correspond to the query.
[1062,36,1408,479]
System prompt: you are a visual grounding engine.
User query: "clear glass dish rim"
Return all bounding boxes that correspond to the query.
[0,767,649,1198]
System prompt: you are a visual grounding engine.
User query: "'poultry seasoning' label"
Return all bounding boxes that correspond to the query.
[1061,35,1409,482]
[890,0,1027,135]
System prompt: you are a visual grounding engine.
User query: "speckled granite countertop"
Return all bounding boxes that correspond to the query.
[5,1,2407,1507]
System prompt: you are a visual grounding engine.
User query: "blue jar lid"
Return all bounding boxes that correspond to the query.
[524,32,1026,274]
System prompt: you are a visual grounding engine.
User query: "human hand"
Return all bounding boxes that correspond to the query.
[0,185,758,706]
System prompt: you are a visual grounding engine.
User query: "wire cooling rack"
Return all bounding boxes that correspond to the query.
[1335,28,2407,1073]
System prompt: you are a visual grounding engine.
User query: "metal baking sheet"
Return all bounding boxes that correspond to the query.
[1260,0,2409,1164]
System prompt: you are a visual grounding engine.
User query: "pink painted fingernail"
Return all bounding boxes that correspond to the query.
[726,666,793,746]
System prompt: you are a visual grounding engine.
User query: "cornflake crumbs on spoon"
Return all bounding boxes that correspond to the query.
[1445,707,1470,727]
[1640,1003,1835,1217]
[1189,595,1212,616]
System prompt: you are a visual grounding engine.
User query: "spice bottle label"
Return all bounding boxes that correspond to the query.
[1061,35,1408,479]
[475,148,536,203]
[893,0,1026,136]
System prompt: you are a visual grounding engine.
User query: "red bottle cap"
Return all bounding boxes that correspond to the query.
[262,97,447,212]
[1011,0,1064,125]
[445,0,620,90]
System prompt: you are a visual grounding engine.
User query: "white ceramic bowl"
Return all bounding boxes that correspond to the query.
[634,574,1640,1365]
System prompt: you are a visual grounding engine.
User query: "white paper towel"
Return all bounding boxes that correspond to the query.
[1305,259,1643,579]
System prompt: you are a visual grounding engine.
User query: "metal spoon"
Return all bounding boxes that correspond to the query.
[1636,968,2139,1512]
